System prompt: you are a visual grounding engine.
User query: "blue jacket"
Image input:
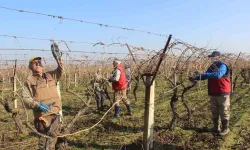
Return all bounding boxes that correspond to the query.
[194,61,227,80]
[194,61,231,95]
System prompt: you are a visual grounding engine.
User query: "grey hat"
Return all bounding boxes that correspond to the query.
[208,51,221,57]
[113,58,121,64]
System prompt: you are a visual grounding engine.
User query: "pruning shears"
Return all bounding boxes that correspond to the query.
[39,116,49,127]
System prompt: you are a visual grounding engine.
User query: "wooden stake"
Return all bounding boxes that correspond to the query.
[74,73,77,87]
[174,73,177,86]
[143,74,155,150]
[248,70,250,84]
[65,54,68,88]
[13,59,17,109]
[230,68,233,93]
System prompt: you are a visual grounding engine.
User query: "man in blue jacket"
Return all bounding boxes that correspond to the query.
[190,51,231,136]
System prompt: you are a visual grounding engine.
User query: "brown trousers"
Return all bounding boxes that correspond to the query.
[114,89,129,106]
[210,95,230,120]
[34,114,60,150]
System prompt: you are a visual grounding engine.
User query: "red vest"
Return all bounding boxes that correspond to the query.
[208,62,231,95]
[112,65,127,90]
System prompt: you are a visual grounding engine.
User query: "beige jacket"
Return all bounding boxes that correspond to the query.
[22,67,63,118]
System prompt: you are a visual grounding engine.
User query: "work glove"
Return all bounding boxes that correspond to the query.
[51,43,62,59]
[194,71,201,76]
[189,77,195,82]
[35,102,50,113]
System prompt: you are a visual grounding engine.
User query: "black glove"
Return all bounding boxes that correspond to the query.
[108,78,112,82]
[189,77,195,82]
[51,43,62,60]
[194,71,201,76]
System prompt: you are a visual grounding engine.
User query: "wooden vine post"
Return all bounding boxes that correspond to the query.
[12,59,17,108]
[65,53,68,88]
[142,73,155,150]
[174,72,177,87]
[230,67,233,93]
[10,59,27,134]
[74,73,77,87]
[248,69,250,84]
[74,66,78,87]
[142,34,172,150]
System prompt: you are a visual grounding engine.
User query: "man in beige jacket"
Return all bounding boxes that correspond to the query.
[22,55,63,150]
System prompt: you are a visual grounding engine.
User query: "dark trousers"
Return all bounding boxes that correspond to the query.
[34,114,60,150]
[95,91,105,110]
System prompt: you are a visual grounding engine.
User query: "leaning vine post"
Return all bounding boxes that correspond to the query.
[142,34,172,150]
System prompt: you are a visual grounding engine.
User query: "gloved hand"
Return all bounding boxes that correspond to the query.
[108,78,112,82]
[189,77,195,82]
[35,102,50,113]
[51,43,62,59]
[194,71,201,76]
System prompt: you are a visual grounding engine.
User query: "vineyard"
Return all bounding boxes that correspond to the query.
[1,4,250,150]
[0,37,250,149]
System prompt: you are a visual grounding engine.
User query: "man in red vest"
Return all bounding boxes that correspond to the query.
[190,51,231,136]
[109,59,132,118]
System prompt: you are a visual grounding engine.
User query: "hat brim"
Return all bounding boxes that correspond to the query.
[208,54,221,57]
[29,57,42,63]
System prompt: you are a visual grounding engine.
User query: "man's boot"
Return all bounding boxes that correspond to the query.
[113,106,120,118]
[219,119,230,136]
[209,118,220,133]
[125,104,132,116]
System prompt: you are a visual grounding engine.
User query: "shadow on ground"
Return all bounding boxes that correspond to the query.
[102,121,143,133]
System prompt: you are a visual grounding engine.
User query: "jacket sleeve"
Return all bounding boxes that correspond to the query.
[22,81,36,109]
[194,64,227,80]
[47,61,64,81]
[109,69,121,82]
